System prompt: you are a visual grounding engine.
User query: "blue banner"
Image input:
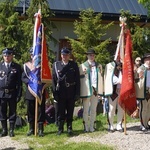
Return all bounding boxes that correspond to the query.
[28,24,44,104]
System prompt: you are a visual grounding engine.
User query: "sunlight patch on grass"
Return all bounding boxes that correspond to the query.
[12,113,138,150]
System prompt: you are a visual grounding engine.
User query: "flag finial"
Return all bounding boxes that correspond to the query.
[38,3,41,9]
[119,16,127,27]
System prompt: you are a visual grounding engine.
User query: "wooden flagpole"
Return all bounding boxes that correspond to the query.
[34,98,38,136]
[124,109,127,135]
[119,16,127,135]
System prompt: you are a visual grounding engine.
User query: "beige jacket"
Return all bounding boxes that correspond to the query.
[135,64,147,100]
[104,61,116,96]
[79,61,103,98]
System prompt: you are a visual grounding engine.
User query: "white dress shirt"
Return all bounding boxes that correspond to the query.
[4,62,11,68]
[113,71,122,89]
[88,60,97,88]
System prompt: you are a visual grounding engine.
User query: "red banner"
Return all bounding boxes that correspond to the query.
[118,30,137,115]
[41,24,52,85]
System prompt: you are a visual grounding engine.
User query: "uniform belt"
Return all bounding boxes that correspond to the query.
[65,82,76,87]
[0,88,15,93]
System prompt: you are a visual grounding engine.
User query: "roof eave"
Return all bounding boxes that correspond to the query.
[15,7,149,23]
[51,10,148,22]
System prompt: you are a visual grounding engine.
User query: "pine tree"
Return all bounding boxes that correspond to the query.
[67,9,113,65]
[21,0,58,63]
[120,10,150,57]
[138,0,150,16]
[0,0,23,60]
[0,0,26,117]
[19,0,58,116]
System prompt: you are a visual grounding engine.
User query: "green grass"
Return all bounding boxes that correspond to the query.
[4,114,139,150]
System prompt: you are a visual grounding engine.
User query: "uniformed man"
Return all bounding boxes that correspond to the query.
[0,48,22,137]
[52,47,80,135]
[79,49,103,132]
[22,48,46,137]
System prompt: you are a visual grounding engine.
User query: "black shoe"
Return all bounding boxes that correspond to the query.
[68,129,73,136]
[0,130,8,137]
[9,130,15,137]
[27,130,34,136]
[57,121,64,135]
[140,126,148,132]
[38,123,44,137]
[145,125,150,131]
[84,129,89,133]
[116,128,124,133]
[57,130,63,135]
[108,129,115,133]
[38,130,44,137]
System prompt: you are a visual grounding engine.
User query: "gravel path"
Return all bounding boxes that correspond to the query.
[69,122,150,150]
[0,136,29,150]
[0,122,150,150]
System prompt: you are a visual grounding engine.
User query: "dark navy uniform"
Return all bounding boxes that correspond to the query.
[0,48,22,137]
[22,56,45,137]
[52,48,80,135]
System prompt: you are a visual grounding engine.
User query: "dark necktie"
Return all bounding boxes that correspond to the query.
[7,64,10,69]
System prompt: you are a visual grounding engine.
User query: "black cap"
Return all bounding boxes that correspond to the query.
[61,48,70,54]
[2,48,13,56]
[85,49,97,55]
[142,53,150,63]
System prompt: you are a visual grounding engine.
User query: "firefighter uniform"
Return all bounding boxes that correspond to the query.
[0,48,22,137]
[22,49,45,137]
[52,48,80,135]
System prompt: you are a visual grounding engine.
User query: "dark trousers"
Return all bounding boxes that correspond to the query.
[45,114,55,124]
[0,98,17,123]
[26,99,45,123]
[57,98,75,123]
[54,101,58,124]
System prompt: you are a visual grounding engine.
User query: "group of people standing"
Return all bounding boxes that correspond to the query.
[52,47,117,135]
[0,46,150,138]
[135,54,150,131]
[52,47,150,135]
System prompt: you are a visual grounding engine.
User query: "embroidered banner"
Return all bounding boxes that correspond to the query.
[118,30,137,115]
